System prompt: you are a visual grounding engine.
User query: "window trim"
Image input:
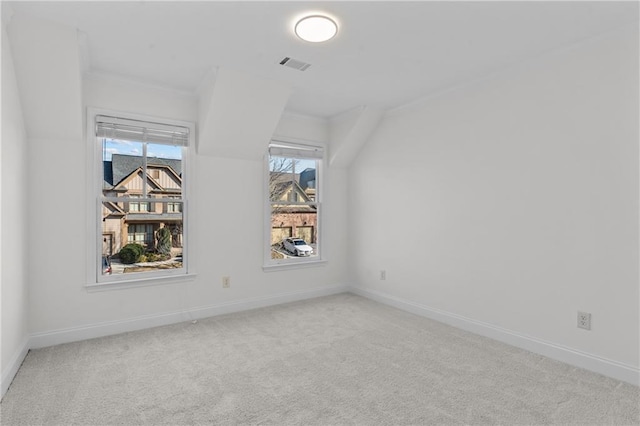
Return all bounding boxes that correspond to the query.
[263,138,326,270]
[86,107,196,287]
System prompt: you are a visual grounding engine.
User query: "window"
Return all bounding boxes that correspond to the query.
[127,224,154,246]
[91,111,194,284]
[167,196,182,213]
[128,195,151,212]
[265,141,324,267]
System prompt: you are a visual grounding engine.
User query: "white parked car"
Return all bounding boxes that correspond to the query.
[283,238,313,257]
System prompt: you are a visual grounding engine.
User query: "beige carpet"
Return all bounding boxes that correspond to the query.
[1,293,638,425]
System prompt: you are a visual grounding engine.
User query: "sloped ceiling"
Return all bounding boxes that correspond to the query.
[198,67,292,159]
[7,1,639,118]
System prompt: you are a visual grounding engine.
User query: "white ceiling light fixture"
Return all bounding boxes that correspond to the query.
[295,15,338,43]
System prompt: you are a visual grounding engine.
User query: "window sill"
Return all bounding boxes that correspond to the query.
[262,259,327,272]
[86,273,197,292]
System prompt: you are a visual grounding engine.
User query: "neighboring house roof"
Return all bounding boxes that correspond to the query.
[270,179,317,214]
[113,168,157,191]
[270,171,300,185]
[103,161,114,189]
[103,201,126,216]
[104,154,182,187]
[270,180,311,203]
[148,164,183,186]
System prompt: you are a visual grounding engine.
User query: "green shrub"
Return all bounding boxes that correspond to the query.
[119,243,145,264]
[156,227,172,256]
[148,252,171,262]
[130,243,145,256]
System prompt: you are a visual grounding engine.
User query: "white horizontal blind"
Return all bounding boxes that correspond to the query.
[269,141,323,159]
[96,115,190,146]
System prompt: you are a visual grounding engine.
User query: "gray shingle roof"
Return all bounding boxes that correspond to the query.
[103,161,114,188]
[104,154,182,187]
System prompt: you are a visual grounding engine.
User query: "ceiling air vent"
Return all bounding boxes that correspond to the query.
[279,57,311,71]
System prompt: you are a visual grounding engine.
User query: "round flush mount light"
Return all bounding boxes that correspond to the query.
[295,15,338,43]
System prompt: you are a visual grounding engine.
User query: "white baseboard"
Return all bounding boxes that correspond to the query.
[30,284,349,349]
[1,337,29,400]
[349,286,639,387]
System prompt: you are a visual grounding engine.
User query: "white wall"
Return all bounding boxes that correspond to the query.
[14,27,348,338]
[349,25,639,379]
[6,12,83,141]
[274,111,328,143]
[6,4,636,390]
[1,21,30,396]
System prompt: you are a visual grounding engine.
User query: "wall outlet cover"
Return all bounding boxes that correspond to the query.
[577,311,591,330]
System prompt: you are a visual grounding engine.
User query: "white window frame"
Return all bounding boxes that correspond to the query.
[86,107,196,289]
[263,138,326,271]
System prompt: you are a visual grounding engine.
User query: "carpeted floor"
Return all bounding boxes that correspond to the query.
[1,293,638,425]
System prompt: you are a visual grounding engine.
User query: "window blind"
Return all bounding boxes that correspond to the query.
[96,115,190,146]
[269,141,323,159]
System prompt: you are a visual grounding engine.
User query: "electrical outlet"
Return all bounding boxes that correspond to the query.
[380,270,386,280]
[577,311,591,330]
[222,276,230,288]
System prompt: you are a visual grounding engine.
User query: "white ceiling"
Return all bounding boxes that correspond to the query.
[7,1,639,118]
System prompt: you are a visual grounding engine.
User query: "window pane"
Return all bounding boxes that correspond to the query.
[102,140,182,193]
[101,136,185,277]
[103,139,144,161]
[269,156,318,202]
[147,142,183,198]
[147,143,182,162]
[103,140,143,191]
[270,204,318,260]
[101,201,184,276]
